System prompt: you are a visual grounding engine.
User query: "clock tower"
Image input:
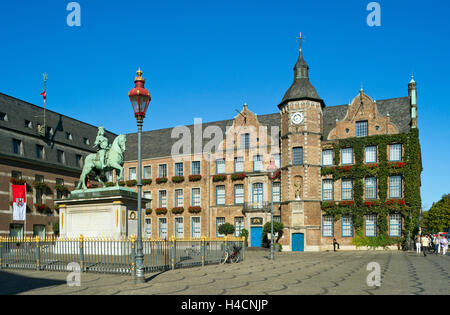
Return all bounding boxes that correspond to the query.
[278,36,325,251]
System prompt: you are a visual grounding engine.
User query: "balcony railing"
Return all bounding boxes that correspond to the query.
[243,202,271,213]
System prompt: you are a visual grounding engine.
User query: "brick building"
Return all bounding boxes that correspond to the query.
[122,46,421,251]
[0,93,116,237]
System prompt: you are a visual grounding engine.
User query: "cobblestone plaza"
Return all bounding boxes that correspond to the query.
[1,250,448,295]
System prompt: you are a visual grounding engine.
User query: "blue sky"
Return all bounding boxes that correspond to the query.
[0,0,449,209]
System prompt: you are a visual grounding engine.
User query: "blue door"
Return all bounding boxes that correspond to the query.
[292,233,304,252]
[251,227,263,247]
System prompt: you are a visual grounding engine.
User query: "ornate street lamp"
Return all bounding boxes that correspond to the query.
[267,159,280,261]
[128,68,151,283]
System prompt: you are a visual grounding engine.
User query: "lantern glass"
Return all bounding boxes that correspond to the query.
[130,95,140,114]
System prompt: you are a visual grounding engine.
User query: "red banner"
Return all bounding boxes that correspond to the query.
[12,184,26,221]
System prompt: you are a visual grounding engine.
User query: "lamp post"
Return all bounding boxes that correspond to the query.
[267,159,279,261]
[128,68,151,283]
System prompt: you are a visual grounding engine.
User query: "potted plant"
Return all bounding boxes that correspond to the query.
[126,180,137,187]
[142,179,152,185]
[145,209,152,215]
[231,173,246,181]
[188,206,202,214]
[172,176,185,183]
[32,181,48,190]
[155,208,168,215]
[189,175,202,182]
[172,207,184,214]
[156,177,168,184]
[213,175,227,182]
[218,222,235,236]
[10,178,27,185]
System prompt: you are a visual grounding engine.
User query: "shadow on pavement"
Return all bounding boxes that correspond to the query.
[0,270,66,295]
[145,270,168,283]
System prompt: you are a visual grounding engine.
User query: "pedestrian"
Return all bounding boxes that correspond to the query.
[441,236,448,256]
[415,235,421,254]
[421,235,429,257]
[333,238,340,252]
[434,235,441,255]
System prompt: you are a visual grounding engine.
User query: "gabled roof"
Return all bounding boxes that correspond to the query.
[125,96,411,161]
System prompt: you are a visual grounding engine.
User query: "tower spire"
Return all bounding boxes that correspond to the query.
[294,32,309,80]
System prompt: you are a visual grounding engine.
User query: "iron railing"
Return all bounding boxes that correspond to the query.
[0,236,245,275]
[243,202,271,213]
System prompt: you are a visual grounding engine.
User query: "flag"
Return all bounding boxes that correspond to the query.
[12,184,26,221]
[41,88,46,101]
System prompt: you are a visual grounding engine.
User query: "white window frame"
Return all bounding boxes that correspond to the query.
[341,148,353,165]
[191,188,201,207]
[191,217,201,239]
[322,216,334,237]
[389,144,402,162]
[322,149,333,166]
[175,189,184,208]
[174,217,184,239]
[365,146,377,163]
[158,217,168,239]
[158,190,167,208]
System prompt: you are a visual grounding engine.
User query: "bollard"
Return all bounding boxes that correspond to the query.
[201,236,206,267]
[170,236,176,270]
[130,235,136,278]
[241,236,246,261]
[35,236,41,271]
[79,235,84,272]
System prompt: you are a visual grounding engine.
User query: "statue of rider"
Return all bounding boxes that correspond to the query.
[93,127,110,169]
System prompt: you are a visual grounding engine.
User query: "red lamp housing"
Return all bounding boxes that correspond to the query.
[128,68,151,119]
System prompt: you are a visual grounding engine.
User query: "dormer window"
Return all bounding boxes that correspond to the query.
[0,112,7,121]
[46,126,54,136]
[356,121,368,137]
[66,132,73,140]
[24,120,32,128]
[83,137,90,145]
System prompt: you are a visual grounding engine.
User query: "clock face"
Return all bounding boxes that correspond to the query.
[291,112,304,125]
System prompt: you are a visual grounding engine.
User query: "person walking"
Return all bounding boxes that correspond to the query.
[421,235,429,257]
[434,235,441,255]
[441,236,448,256]
[333,238,340,252]
[415,235,421,254]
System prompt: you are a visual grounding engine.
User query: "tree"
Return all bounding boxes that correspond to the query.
[262,221,284,247]
[239,229,249,247]
[52,221,60,236]
[218,222,235,236]
[422,194,450,234]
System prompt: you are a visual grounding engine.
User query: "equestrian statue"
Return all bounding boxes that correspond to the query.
[76,127,127,190]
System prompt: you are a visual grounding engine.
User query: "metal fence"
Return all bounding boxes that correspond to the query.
[0,236,245,275]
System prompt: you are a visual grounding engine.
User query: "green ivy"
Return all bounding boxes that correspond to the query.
[322,129,422,247]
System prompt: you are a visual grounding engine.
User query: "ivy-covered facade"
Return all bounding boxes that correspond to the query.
[320,128,422,248]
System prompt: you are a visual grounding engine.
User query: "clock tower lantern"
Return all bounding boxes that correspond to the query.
[278,35,325,251]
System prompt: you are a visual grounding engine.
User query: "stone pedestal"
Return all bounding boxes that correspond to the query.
[55,187,150,239]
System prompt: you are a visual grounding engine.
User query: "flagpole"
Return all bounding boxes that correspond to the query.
[24,183,26,238]
[43,73,47,130]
